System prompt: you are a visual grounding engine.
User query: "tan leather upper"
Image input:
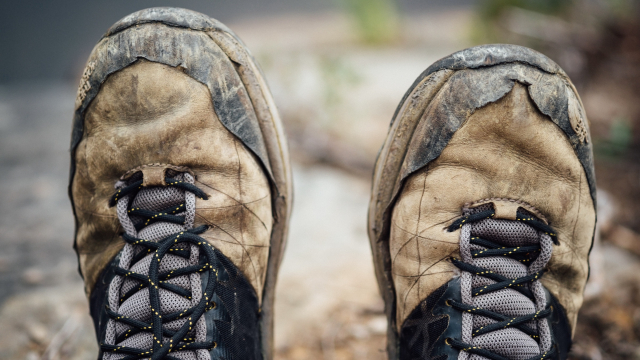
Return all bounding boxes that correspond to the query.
[390,83,595,333]
[72,60,273,300]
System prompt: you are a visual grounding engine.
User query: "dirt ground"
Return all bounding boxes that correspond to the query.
[1,8,639,360]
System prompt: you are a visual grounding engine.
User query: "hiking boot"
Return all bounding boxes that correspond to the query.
[368,44,596,360]
[69,8,292,360]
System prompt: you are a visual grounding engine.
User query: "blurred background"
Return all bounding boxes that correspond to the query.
[1,0,639,359]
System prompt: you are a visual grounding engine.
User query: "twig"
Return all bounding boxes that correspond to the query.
[40,312,81,360]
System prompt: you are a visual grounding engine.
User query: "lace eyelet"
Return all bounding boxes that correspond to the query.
[445,338,452,346]
[445,299,452,306]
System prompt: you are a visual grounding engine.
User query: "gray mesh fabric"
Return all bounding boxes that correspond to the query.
[471,219,539,246]
[471,329,540,360]
[457,205,554,360]
[104,173,210,360]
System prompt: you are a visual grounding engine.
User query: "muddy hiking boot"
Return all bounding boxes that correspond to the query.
[68,8,292,360]
[368,44,596,360]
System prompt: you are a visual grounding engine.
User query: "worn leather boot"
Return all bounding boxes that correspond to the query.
[368,44,596,360]
[69,8,292,360]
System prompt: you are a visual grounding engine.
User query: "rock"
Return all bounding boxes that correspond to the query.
[22,268,45,285]
[26,322,49,345]
[367,316,387,335]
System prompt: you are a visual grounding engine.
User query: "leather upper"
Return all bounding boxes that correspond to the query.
[390,82,595,333]
[72,61,273,300]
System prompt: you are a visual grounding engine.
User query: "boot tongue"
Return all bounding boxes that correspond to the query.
[130,176,188,242]
[465,205,543,359]
[109,173,206,360]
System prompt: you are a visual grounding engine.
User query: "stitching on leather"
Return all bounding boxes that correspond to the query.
[75,61,96,109]
[120,163,194,180]
[464,197,548,224]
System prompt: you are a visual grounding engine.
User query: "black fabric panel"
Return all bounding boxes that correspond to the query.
[399,278,572,360]
[207,246,262,360]
[90,254,120,360]
[399,278,462,360]
[397,279,574,360]
[431,356,448,360]
[92,246,262,360]
[545,289,572,359]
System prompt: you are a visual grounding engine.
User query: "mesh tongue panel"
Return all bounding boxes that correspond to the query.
[460,205,550,360]
[472,289,537,330]
[472,257,527,278]
[472,219,539,246]
[131,185,184,211]
[138,223,186,244]
[105,173,209,360]
[469,257,528,289]
[472,329,541,360]
[473,289,536,317]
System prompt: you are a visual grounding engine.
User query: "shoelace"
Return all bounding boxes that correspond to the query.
[444,209,558,360]
[102,176,220,360]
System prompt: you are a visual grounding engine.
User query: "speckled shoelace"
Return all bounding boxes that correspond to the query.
[445,207,558,360]
[101,174,222,360]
